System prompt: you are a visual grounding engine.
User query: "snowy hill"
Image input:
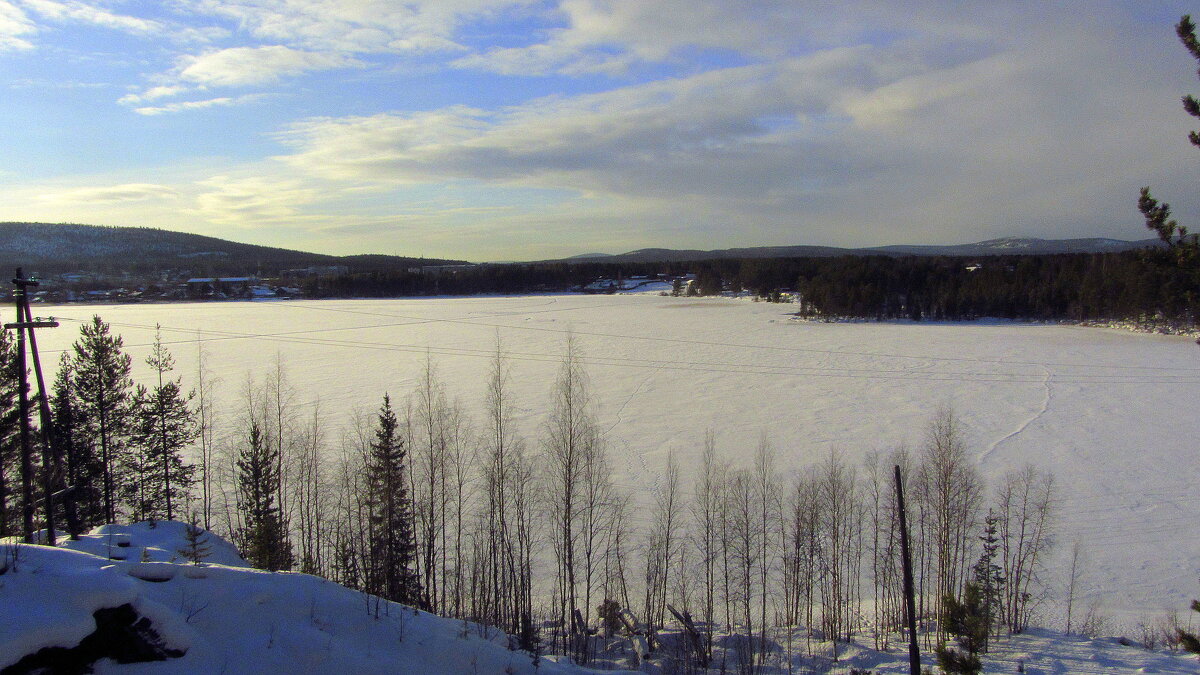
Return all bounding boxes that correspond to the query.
[2,523,1197,674]
[547,237,1159,264]
[0,222,463,277]
[0,524,626,675]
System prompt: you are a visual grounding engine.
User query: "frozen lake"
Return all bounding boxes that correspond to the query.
[30,293,1200,623]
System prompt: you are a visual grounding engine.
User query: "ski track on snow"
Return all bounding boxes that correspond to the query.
[980,364,1053,463]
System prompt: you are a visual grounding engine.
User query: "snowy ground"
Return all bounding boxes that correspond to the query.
[0,524,631,674]
[1,524,1195,674]
[27,293,1200,629]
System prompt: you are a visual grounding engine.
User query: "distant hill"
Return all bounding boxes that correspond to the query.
[547,237,1160,264]
[0,222,465,277]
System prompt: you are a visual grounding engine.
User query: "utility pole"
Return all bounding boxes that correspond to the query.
[22,296,74,538]
[6,269,61,544]
[895,464,921,675]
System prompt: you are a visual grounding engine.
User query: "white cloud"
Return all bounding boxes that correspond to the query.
[180,0,510,55]
[195,174,320,224]
[133,94,264,115]
[176,45,360,87]
[269,7,1200,249]
[21,0,162,35]
[118,85,191,105]
[42,183,180,203]
[0,1,35,50]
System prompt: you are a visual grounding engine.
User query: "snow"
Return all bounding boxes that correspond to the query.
[2,525,1196,674]
[1,526,630,674]
[24,294,1200,629]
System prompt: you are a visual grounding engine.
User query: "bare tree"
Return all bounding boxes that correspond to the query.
[996,464,1055,633]
[643,451,683,635]
[864,448,910,648]
[411,353,450,613]
[1065,539,1085,635]
[816,449,862,646]
[542,333,602,653]
[915,407,983,639]
[293,400,328,576]
[194,334,218,531]
[752,439,779,665]
[478,336,527,635]
[691,432,723,662]
[724,467,759,674]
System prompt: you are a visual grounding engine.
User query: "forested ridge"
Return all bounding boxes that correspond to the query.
[311,248,1198,326]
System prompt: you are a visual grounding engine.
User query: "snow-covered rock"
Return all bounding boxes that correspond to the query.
[0,523,626,674]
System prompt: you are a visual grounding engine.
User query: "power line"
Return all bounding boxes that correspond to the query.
[47,314,1200,385]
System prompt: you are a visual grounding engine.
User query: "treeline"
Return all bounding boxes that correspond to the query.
[0,317,1064,672]
[307,248,1200,325]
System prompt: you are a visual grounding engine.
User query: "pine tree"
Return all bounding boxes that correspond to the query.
[0,330,21,537]
[972,510,1005,650]
[236,420,292,571]
[935,583,986,675]
[1139,14,1200,323]
[178,514,211,565]
[130,328,198,522]
[365,394,422,606]
[1178,600,1200,655]
[51,352,103,529]
[69,315,134,524]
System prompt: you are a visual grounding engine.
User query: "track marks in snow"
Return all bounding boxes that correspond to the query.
[981,365,1052,463]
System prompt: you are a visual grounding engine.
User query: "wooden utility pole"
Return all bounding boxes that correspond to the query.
[895,464,921,675]
[22,297,73,538]
[7,269,61,544]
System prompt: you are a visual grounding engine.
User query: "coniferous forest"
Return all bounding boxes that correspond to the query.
[305,248,1199,327]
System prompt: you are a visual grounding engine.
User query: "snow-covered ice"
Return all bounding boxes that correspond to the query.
[25,293,1200,627]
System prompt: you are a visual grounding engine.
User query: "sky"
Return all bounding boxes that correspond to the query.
[0,1,1198,262]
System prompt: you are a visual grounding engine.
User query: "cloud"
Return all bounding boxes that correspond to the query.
[195,175,321,224]
[133,94,265,115]
[0,1,35,50]
[270,6,1200,249]
[176,45,361,87]
[40,183,180,203]
[118,85,190,105]
[21,0,162,35]
[179,0,507,55]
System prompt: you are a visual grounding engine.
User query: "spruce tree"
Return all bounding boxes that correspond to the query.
[51,352,103,529]
[130,328,197,522]
[70,315,134,524]
[0,330,21,537]
[972,510,1005,650]
[1139,14,1200,316]
[365,394,422,606]
[935,584,986,675]
[178,514,211,565]
[236,420,292,571]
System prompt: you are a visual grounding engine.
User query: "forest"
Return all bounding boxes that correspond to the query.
[0,315,1076,673]
[306,247,1200,328]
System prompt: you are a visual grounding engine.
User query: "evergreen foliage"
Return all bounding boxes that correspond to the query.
[0,330,21,538]
[235,421,292,571]
[1138,15,1200,309]
[128,329,197,522]
[935,583,987,674]
[50,352,103,530]
[69,315,134,525]
[178,515,211,565]
[1178,600,1200,655]
[365,394,422,606]
[972,510,1005,651]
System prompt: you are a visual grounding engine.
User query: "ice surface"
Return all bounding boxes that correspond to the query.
[27,294,1200,625]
